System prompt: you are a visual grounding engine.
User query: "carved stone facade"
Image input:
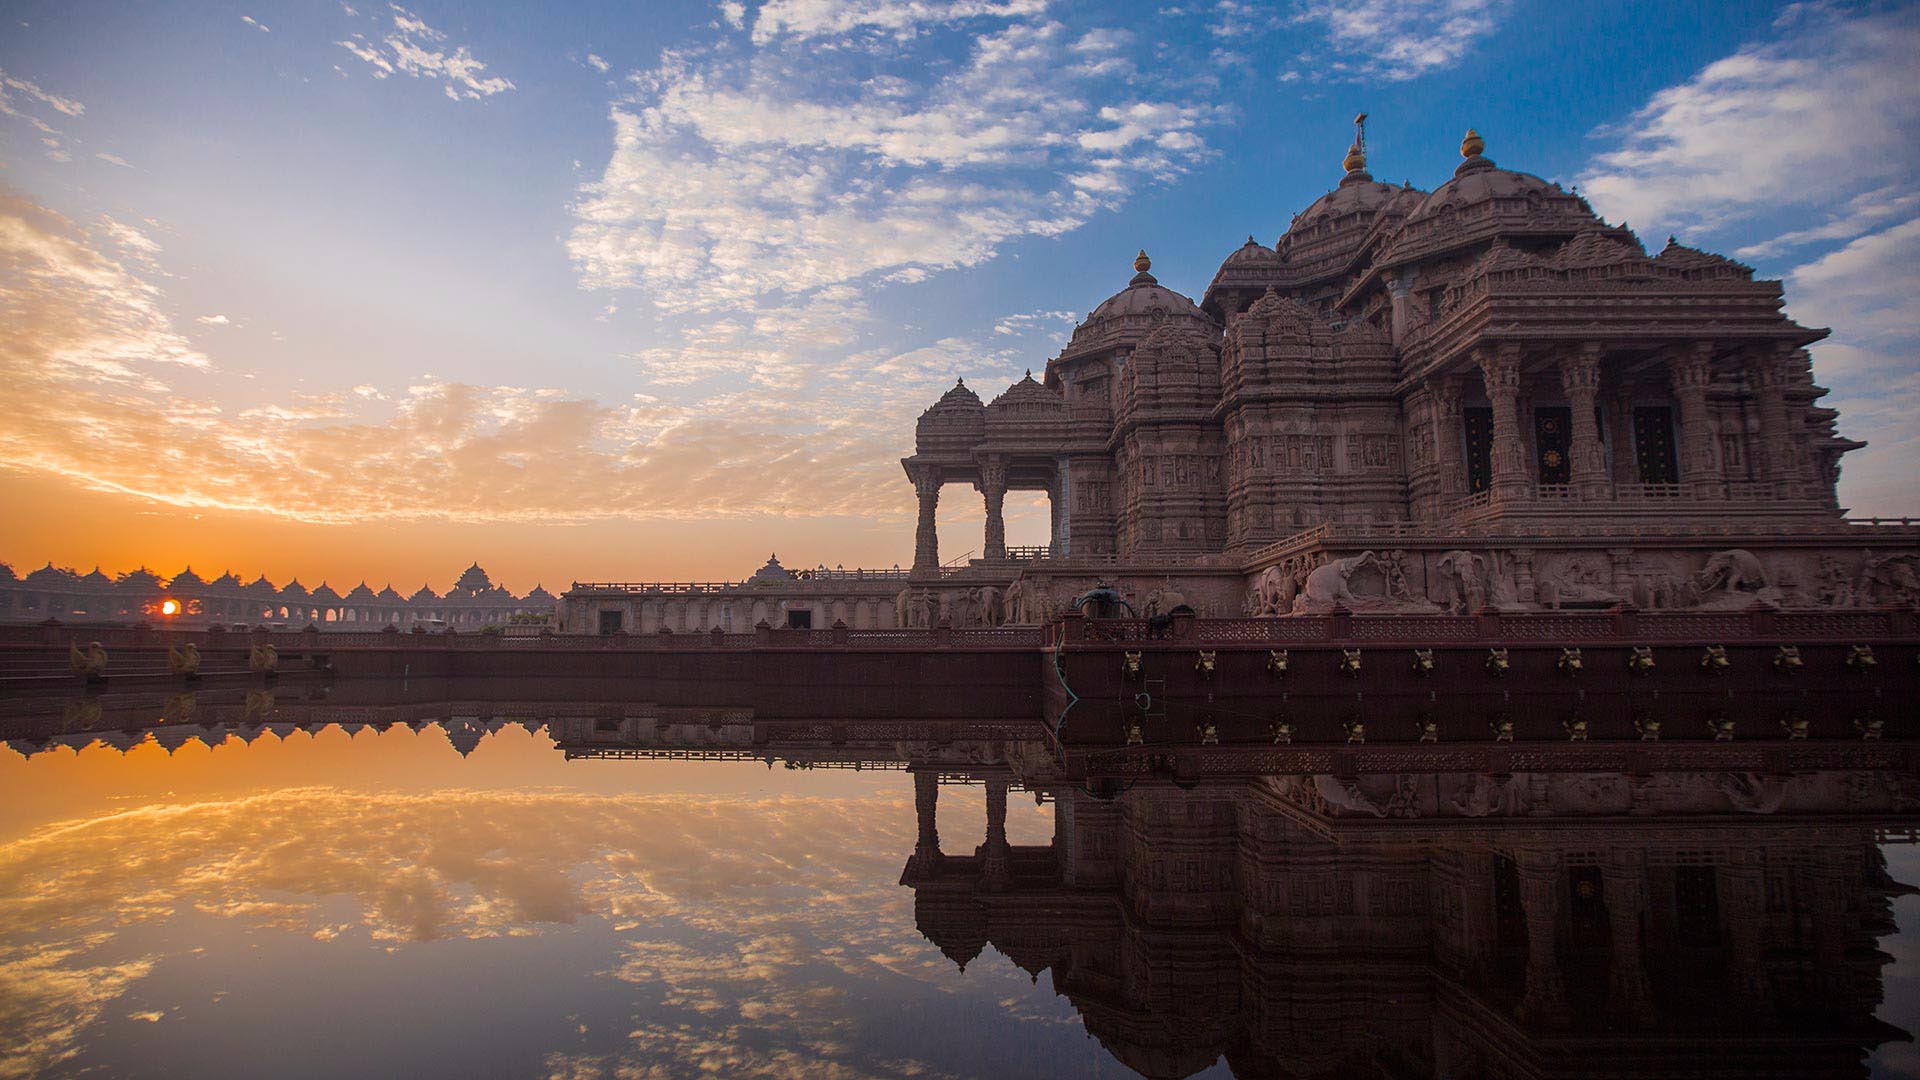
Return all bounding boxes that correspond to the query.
[901,124,1918,625]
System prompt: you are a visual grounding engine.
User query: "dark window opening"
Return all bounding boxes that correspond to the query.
[597,610,623,635]
[1463,407,1494,493]
[786,609,813,629]
[1633,406,1679,484]
[1534,406,1572,484]
[1674,865,1721,944]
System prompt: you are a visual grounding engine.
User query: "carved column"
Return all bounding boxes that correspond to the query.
[1514,848,1570,1026]
[1477,344,1530,502]
[1458,849,1499,983]
[1719,847,1770,1010]
[911,467,942,574]
[978,456,1009,561]
[1388,272,1418,349]
[1426,374,1465,509]
[909,769,943,875]
[1670,343,1723,499]
[1746,347,1795,500]
[1602,850,1657,1024]
[1560,344,1612,499]
[1807,846,1853,997]
[981,775,1012,890]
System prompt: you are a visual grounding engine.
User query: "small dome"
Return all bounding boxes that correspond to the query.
[749,554,795,583]
[1406,135,1559,223]
[376,584,405,602]
[280,579,311,600]
[1287,176,1406,235]
[1218,236,1281,270]
[24,562,76,588]
[987,372,1065,413]
[346,582,378,601]
[408,584,439,602]
[925,378,983,414]
[1083,250,1205,324]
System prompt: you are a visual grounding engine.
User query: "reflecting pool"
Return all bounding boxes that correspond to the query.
[2,681,1917,1079]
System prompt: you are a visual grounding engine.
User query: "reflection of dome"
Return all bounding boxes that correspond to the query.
[913,888,988,971]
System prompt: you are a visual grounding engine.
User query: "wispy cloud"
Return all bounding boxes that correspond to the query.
[570,9,1216,314]
[1576,4,1920,239]
[336,3,515,101]
[0,67,87,163]
[746,0,1049,45]
[240,14,270,32]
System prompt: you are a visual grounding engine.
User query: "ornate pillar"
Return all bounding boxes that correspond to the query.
[909,769,943,875]
[1560,344,1613,499]
[978,456,1009,561]
[1476,344,1530,502]
[1388,272,1418,348]
[1746,347,1795,500]
[1426,374,1465,508]
[1602,849,1657,1024]
[1514,848,1570,1026]
[1670,342,1723,499]
[981,775,1012,889]
[1719,847,1771,1010]
[911,467,941,574]
[1458,849,1499,983]
[1807,846,1853,997]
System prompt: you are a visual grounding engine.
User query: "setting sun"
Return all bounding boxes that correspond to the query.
[160,598,180,616]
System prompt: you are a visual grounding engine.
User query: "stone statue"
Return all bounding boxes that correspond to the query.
[1292,550,1441,614]
[1291,551,1378,613]
[1000,579,1025,624]
[1694,548,1767,594]
[973,585,1004,626]
[1432,550,1486,613]
[1248,563,1301,617]
[1859,553,1920,606]
[1143,578,1187,618]
[1536,555,1621,609]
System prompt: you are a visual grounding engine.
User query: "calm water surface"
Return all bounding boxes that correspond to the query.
[1,698,1917,1079]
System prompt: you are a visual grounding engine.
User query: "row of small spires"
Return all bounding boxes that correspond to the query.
[1,561,551,602]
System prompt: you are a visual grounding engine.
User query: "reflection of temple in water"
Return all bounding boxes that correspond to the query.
[3,679,1915,1079]
[903,767,1917,1079]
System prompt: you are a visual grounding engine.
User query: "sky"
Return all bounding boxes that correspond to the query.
[1,0,1916,593]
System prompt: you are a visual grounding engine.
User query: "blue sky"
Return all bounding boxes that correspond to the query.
[1,0,1916,587]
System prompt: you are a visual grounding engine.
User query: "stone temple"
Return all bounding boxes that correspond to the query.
[882,122,1918,627]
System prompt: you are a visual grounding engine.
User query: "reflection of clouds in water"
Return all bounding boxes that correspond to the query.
[0,937,155,1079]
[0,786,953,1079]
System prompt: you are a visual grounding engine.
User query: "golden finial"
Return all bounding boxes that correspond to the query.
[1134,249,1151,273]
[1344,112,1368,172]
[1461,127,1484,159]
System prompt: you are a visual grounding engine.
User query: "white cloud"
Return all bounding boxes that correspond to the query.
[1781,217,1920,516]
[94,151,133,169]
[241,14,270,32]
[0,68,84,119]
[194,313,231,326]
[748,0,1049,45]
[1284,0,1505,80]
[1576,5,1920,238]
[585,52,609,73]
[336,4,514,100]
[569,11,1218,314]
[1735,185,1920,260]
